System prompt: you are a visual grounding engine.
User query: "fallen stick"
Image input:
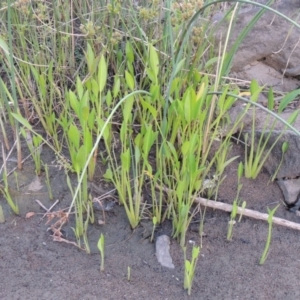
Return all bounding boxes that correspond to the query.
[158,184,300,231]
[194,195,300,231]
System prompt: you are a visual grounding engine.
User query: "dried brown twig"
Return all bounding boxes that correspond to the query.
[158,185,300,231]
[193,196,300,231]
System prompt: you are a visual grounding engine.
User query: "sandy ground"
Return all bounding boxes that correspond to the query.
[1,141,300,300]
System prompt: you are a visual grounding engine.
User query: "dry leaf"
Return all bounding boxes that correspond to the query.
[98,219,105,225]
[25,212,35,219]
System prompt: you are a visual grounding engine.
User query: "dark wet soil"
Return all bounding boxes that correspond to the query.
[1,140,300,300]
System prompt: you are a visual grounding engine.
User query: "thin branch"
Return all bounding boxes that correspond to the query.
[194,196,300,231]
[158,184,300,231]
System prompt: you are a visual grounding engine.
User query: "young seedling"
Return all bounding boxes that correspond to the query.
[44,164,53,200]
[227,162,243,240]
[227,200,238,241]
[21,128,43,176]
[238,201,247,222]
[184,245,200,296]
[97,233,105,272]
[1,145,19,214]
[150,216,157,243]
[13,171,19,191]
[259,204,280,265]
[271,141,289,182]
[244,84,299,179]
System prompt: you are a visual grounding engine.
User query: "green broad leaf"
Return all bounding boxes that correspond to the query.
[196,81,206,102]
[231,200,238,218]
[81,90,89,108]
[184,87,198,121]
[98,54,107,93]
[287,109,299,125]
[183,89,192,123]
[127,61,134,76]
[125,42,134,64]
[75,145,87,173]
[68,124,80,150]
[88,108,96,131]
[68,90,79,115]
[267,204,280,223]
[185,260,192,272]
[204,56,219,69]
[192,246,200,260]
[146,68,156,83]
[113,76,120,98]
[166,141,179,162]
[121,148,130,172]
[250,80,263,102]
[149,44,159,79]
[152,216,157,225]
[238,162,244,181]
[170,78,180,95]
[282,141,289,153]
[150,84,160,100]
[193,180,202,191]
[103,168,113,180]
[105,90,112,106]
[143,127,158,157]
[47,60,54,83]
[97,117,111,143]
[120,123,127,144]
[20,127,27,140]
[82,106,89,122]
[85,43,96,74]
[0,37,9,58]
[174,58,186,77]
[278,89,300,113]
[267,87,274,110]
[38,73,46,98]
[11,113,32,129]
[84,128,93,153]
[217,85,229,111]
[33,135,42,147]
[192,69,201,85]
[123,95,134,122]
[30,66,39,83]
[181,141,190,156]
[135,145,141,165]
[134,133,142,148]
[190,88,198,120]
[176,180,185,202]
[76,76,84,100]
[125,70,135,91]
[117,49,123,65]
[188,154,197,174]
[224,88,239,111]
[97,233,105,252]
[140,99,157,118]
[90,78,99,96]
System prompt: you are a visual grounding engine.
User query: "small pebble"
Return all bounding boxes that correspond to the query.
[155,235,175,269]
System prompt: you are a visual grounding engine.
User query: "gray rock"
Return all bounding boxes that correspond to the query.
[155,235,175,269]
[277,178,300,205]
[213,0,300,92]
